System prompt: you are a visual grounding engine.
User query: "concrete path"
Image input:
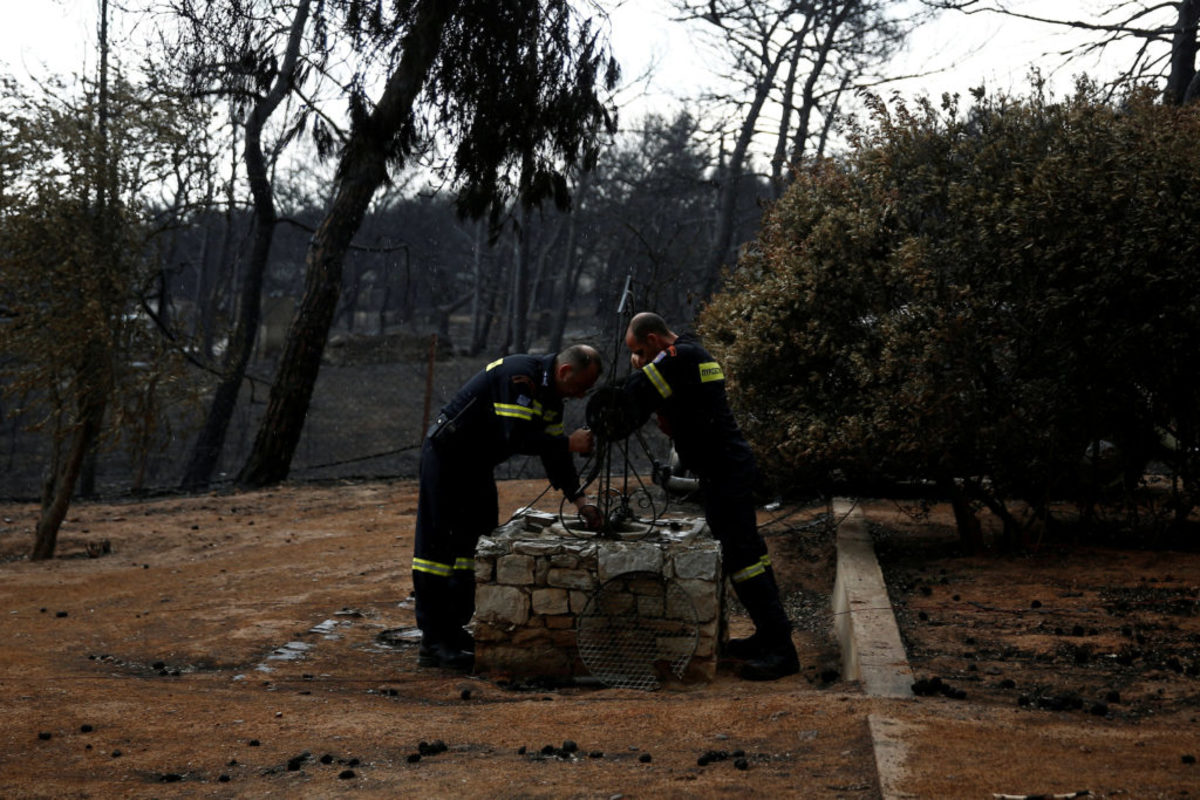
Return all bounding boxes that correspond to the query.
[831,498,916,799]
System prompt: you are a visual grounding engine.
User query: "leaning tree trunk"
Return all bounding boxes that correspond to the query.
[180,0,312,491]
[237,0,457,488]
[32,357,109,561]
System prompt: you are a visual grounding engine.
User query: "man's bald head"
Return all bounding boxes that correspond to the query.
[625,312,678,369]
[553,344,602,398]
[628,312,673,343]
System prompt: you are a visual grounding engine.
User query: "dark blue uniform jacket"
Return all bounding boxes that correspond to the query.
[432,354,581,500]
[623,333,757,497]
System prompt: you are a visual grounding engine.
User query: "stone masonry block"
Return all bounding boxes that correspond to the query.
[475,584,530,626]
[671,547,721,581]
[512,540,567,557]
[598,544,663,580]
[672,578,719,623]
[569,590,590,613]
[547,568,594,591]
[496,554,535,585]
[475,557,495,583]
[532,587,570,615]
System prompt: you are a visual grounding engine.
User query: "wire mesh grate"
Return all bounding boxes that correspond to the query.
[577,571,699,691]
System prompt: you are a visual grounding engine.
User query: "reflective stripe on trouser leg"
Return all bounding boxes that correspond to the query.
[730,555,772,585]
[413,439,498,638]
[702,489,769,582]
[700,488,788,640]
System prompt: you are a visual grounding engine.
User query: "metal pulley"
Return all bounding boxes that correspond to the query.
[585,385,640,442]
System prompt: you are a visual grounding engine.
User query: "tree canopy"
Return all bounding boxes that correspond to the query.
[702,79,1200,543]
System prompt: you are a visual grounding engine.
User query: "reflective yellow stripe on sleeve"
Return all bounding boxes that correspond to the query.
[494,402,537,421]
[413,558,453,577]
[486,358,504,371]
[454,557,475,572]
[643,362,672,398]
[698,361,724,383]
[544,422,565,436]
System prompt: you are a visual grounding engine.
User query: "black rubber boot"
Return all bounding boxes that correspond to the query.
[418,636,474,671]
[738,638,799,681]
[731,571,798,681]
[449,626,475,654]
[723,631,765,660]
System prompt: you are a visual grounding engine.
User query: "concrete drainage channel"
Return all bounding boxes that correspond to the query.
[830,497,914,800]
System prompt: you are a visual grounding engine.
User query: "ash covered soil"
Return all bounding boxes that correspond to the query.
[0,482,1197,799]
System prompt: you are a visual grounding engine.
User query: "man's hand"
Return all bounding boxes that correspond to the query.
[574,497,602,531]
[568,427,594,455]
[630,352,646,370]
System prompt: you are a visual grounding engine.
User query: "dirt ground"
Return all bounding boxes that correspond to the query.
[0,480,1197,799]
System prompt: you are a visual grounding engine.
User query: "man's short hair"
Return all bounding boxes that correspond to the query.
[558,344,603,377]
[628,312,671,342]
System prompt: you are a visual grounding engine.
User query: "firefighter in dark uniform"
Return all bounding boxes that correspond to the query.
[622,312,798,681]
[413,344,602,670]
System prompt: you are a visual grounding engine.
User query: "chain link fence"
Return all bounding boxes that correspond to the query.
[0,327,640,501]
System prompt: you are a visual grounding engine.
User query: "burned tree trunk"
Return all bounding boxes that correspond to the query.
[237,0,456,487]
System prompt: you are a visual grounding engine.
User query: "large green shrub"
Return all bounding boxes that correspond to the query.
[702,80,1200,542]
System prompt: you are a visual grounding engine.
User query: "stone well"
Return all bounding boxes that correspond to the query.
[473,510,724,687]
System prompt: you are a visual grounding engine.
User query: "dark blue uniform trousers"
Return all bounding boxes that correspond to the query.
[412,439,498,643]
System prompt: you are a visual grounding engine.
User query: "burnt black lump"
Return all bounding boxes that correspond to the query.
[418,740,448,757]
[912,676,966,700]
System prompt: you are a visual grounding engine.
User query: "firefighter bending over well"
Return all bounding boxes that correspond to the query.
[412,344,602,670]
[621,312,799,681]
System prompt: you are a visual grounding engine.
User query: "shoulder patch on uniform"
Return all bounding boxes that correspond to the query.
[698,361,724,383]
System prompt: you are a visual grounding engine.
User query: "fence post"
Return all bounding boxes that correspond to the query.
[422,333,438,436]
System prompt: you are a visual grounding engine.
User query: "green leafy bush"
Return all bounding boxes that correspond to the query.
[702,79,1200,542]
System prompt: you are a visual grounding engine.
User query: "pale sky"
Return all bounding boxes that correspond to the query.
[1,0,1148,125]
[605,0,1139,108]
